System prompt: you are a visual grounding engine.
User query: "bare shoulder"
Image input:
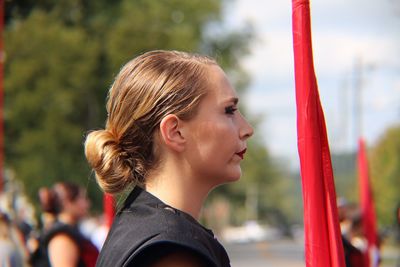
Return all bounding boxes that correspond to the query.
[48,233,80,266]
[48,233,78,249]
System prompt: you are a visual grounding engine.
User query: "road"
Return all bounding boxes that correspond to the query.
[224,239,305,267]
[225,238,400,267]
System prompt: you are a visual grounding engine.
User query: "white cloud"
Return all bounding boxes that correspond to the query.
[242,32,294,83]
[313,33,398,75]
[366,77,400,111]
[229,0,290,26]
[244,88,295,114]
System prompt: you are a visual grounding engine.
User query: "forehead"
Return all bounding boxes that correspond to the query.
[205,65,238,101]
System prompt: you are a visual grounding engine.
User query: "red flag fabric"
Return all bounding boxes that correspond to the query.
[292,1,346,266]
[358,138,379,267]
[104,193,115,228]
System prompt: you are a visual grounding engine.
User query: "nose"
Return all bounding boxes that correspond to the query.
[239,113,254,140]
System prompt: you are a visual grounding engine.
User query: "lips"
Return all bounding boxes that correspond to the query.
[236,148,247,159]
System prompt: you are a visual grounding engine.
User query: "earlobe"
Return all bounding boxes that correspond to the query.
[159,114,186,152]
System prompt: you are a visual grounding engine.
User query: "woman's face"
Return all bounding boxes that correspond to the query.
[68,190,90,220]
[182,65,253,187]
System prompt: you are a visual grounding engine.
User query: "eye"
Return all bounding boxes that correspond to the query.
[225,106,237,115]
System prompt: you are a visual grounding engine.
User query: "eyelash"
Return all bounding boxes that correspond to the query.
[225,106,237,115]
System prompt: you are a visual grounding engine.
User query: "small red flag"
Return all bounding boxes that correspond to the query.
[292,1,346,266]
[104,193,115,228]
[358,138,379,267]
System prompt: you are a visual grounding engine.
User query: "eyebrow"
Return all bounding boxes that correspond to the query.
[226,97,239,105]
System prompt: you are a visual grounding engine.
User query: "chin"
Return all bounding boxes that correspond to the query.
[224,169,242,183]
[209,167,242,187]
[212,175,241,189]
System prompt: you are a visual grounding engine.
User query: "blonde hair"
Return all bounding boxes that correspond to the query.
[84,50,217,194]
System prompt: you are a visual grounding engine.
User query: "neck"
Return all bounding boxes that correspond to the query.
[145,169,211,220]
[58,212,78,225]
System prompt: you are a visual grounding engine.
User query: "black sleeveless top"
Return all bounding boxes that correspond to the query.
[96,187,230,267]
[30,222,98,267]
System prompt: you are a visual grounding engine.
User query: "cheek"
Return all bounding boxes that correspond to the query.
[77,199,89,212]
[196,121,237,161]
[187,120,243,184]
[197,120,234,144]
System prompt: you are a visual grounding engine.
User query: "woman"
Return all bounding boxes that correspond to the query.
[36,182,99,267]
[84,50,253,267]
[0,212,25,267]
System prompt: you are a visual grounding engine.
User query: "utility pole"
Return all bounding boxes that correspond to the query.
[353,57,364,145]
[339,76,350,151]
[353,57,376,147]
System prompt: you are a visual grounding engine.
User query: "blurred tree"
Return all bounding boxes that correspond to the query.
[331,152,357,202]
[5,0,251,209]
[370,125,400,227]
[5,0,123,26]
[5,10,103,207]
[4,0,294,227]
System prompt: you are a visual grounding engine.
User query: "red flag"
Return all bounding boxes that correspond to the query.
[104,193,115,228]
[358,138,379,267]
[292,1,346,266]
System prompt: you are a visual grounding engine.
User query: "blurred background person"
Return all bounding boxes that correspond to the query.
[0,212,25,267]
[337,198,365,267]
[30,182,98,267]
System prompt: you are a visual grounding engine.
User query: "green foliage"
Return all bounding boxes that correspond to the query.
[370,125,400,227]
[5,0,263,214]
[105,0,221,72]
[5,0,297,227]
[331,152,357,201]
[5,10,103,207]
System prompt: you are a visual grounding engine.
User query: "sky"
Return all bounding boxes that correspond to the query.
[226,0,400,169]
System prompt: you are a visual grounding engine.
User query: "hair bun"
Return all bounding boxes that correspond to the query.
[84,130,135,194]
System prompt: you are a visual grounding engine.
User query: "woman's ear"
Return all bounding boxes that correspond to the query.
[159,114,186,152]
